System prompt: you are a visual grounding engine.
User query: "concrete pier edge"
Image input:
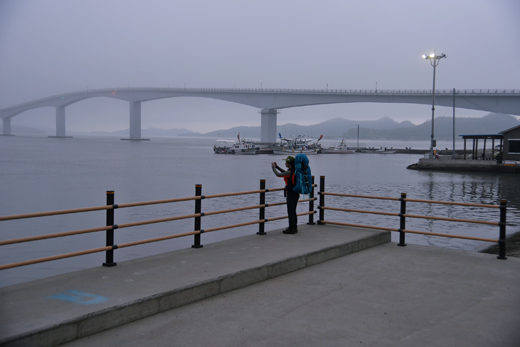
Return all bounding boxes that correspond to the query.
[0,227,390,347]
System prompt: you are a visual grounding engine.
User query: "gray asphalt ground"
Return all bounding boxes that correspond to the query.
[1,224,520,347]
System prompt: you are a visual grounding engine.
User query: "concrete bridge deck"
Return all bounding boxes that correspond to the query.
[1,224,519,347]
[2,87,519,142]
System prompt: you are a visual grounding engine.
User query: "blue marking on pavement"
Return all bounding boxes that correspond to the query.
[46,290,108,305]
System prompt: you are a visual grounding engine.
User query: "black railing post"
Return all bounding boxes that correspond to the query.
[398,193,407,247]
[257,179,267,235]
[498,200,507,259]
[307,176,315,225]
[103,190,117,267]
[192,184,203,248]
[318,176,325,225]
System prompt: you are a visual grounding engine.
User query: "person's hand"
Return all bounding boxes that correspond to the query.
[271,162,277,168]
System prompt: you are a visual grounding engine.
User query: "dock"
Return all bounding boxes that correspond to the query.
[407,158,519,173]
[381,148,466,155]
[1,224,519,347]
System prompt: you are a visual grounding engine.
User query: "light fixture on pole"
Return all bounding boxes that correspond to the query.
[422,52,446,159]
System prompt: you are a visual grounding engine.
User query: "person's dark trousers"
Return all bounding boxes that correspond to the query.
[286,190,300,230]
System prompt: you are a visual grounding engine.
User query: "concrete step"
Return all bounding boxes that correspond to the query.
[0,224,390,347]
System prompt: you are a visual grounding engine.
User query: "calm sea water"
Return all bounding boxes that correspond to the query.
[1,135,519,287]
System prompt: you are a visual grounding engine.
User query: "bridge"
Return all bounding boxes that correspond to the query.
[1,87,519,143]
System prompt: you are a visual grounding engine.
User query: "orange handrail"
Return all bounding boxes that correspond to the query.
[317,175,507,259]
[0,181,318,271]
[0,210,317,271]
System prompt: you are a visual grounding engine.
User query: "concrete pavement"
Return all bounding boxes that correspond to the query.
[0,224,389,346]
[64,243,520,347]
[1,223,520,346]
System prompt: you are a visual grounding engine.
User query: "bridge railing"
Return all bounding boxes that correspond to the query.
[0,179,317,270]
[2,88,519,113]
[102,87,519,94]
[102,87,519,95]
[317,176,508,259]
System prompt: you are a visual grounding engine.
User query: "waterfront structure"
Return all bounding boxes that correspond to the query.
[500,125,520,161]
[1,88,519,143]
[457,125,520,162]
[408,124,520,173]
[459,134,504,160]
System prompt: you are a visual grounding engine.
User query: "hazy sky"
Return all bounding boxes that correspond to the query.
[1,0,519,133]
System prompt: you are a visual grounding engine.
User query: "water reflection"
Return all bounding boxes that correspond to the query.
[326,169,519,251]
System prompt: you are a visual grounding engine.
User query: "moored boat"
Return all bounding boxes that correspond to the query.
[213,139,235,154]
[213,134,260,154]
[361,146,396,154]
[271,146,321,155]
[321,138,355,154]
[257,147,274,154]
[271,134,323,155]
[229,141,259,155]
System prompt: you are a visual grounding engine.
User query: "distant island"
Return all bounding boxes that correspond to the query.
[2,113,518,140]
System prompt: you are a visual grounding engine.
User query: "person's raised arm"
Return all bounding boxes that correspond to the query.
[271,162,290,177]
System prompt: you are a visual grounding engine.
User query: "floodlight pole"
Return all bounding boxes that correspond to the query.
[422,52,446,159]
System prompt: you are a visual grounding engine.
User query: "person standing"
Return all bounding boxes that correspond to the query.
[271,156,299,234]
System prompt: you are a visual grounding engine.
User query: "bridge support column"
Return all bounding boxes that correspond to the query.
[56,106,65,137]
[48,106,72,138]
[122,101,149,141]
[2,118,13,136]
[260,108,279,143]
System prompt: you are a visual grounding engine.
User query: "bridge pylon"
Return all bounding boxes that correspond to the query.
[120,101,149,141]
[260,108,279,143]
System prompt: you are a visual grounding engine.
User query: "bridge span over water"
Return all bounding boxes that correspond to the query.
[1,87,519,142]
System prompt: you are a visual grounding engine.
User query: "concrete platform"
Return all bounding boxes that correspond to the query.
[0,224,389,347]
[407,158,519,174]
[64,240,520,347]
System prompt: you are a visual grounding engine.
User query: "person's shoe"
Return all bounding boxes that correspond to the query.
[283,228,297,234]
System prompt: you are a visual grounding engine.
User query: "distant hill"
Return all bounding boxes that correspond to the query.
[204,117,415,138]
[203,113,519,140]
[343,113,519,140]
[3,113,518,140]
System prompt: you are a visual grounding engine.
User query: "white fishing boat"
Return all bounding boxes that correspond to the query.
[229,141,259,155]
[213,134,259,154]
[321,138,355,154]
[271,134,323,155]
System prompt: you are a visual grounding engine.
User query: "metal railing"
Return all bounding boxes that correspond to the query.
[317,176,507,259]
[0,174,509,273]
[0,179,317,270]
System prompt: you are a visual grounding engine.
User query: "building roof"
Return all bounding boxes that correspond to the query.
[458,134,503,139]
[499,124,520,134]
